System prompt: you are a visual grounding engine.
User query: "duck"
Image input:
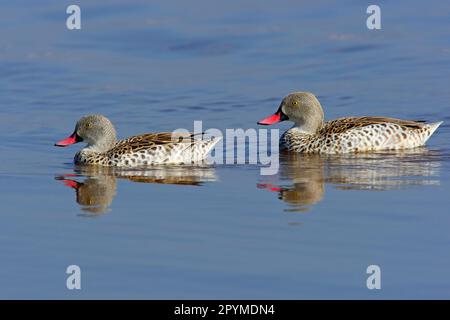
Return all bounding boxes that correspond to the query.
[257,92,442,154]
[55,114,221,166]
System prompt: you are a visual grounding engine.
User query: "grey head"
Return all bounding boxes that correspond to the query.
[55,114,117,152]
[257,92,325,133]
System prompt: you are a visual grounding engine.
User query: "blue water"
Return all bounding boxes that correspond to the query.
[1,0,450,299]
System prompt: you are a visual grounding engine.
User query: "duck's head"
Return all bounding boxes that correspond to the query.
[55,114,117,152]
[257,92,324,133]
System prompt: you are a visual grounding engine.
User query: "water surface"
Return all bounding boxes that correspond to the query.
[1,0,450,299]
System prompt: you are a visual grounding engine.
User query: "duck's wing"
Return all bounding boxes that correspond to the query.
[320,117,425,134]
[111,132,205,153]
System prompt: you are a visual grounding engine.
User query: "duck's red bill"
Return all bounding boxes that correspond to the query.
[257,112,282,125]
[55,133,78,147]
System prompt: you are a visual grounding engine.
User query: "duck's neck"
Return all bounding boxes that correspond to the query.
[291,120,324,134]
[83,134,117,153]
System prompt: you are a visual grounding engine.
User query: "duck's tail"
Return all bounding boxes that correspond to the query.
[181,136,222,163]
[422,121,443,144]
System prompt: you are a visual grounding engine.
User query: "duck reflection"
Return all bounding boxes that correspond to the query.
[258,148,441,212]
[56,165,217,216]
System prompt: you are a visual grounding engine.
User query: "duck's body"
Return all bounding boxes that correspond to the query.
[55,115,220,166]
[258,92,442,154]
[75,133,220,166]
[280,117,442,154]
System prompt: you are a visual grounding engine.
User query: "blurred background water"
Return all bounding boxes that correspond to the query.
[0,0,449,299]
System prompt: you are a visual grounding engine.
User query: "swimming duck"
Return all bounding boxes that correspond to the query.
[55,115,221,166]
[257,92,442,154]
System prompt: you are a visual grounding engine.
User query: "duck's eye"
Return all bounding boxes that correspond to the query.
[86,123,92,128]
[292,101,298,106]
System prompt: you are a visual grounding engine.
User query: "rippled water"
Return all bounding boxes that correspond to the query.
[1,0,450,299]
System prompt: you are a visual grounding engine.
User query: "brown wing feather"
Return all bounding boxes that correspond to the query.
[109,132,204,154]
[320,117,425,134]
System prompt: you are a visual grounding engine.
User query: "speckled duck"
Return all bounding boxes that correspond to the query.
[55,115,221,166]
[258,92,442,154]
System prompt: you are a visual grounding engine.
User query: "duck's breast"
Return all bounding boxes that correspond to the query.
[74,150,110,165]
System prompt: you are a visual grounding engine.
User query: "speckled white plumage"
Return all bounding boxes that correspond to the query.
[74,136,221,166]
[280,119,442,154]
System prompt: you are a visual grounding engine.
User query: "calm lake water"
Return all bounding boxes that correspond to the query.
[1,0,450,299]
